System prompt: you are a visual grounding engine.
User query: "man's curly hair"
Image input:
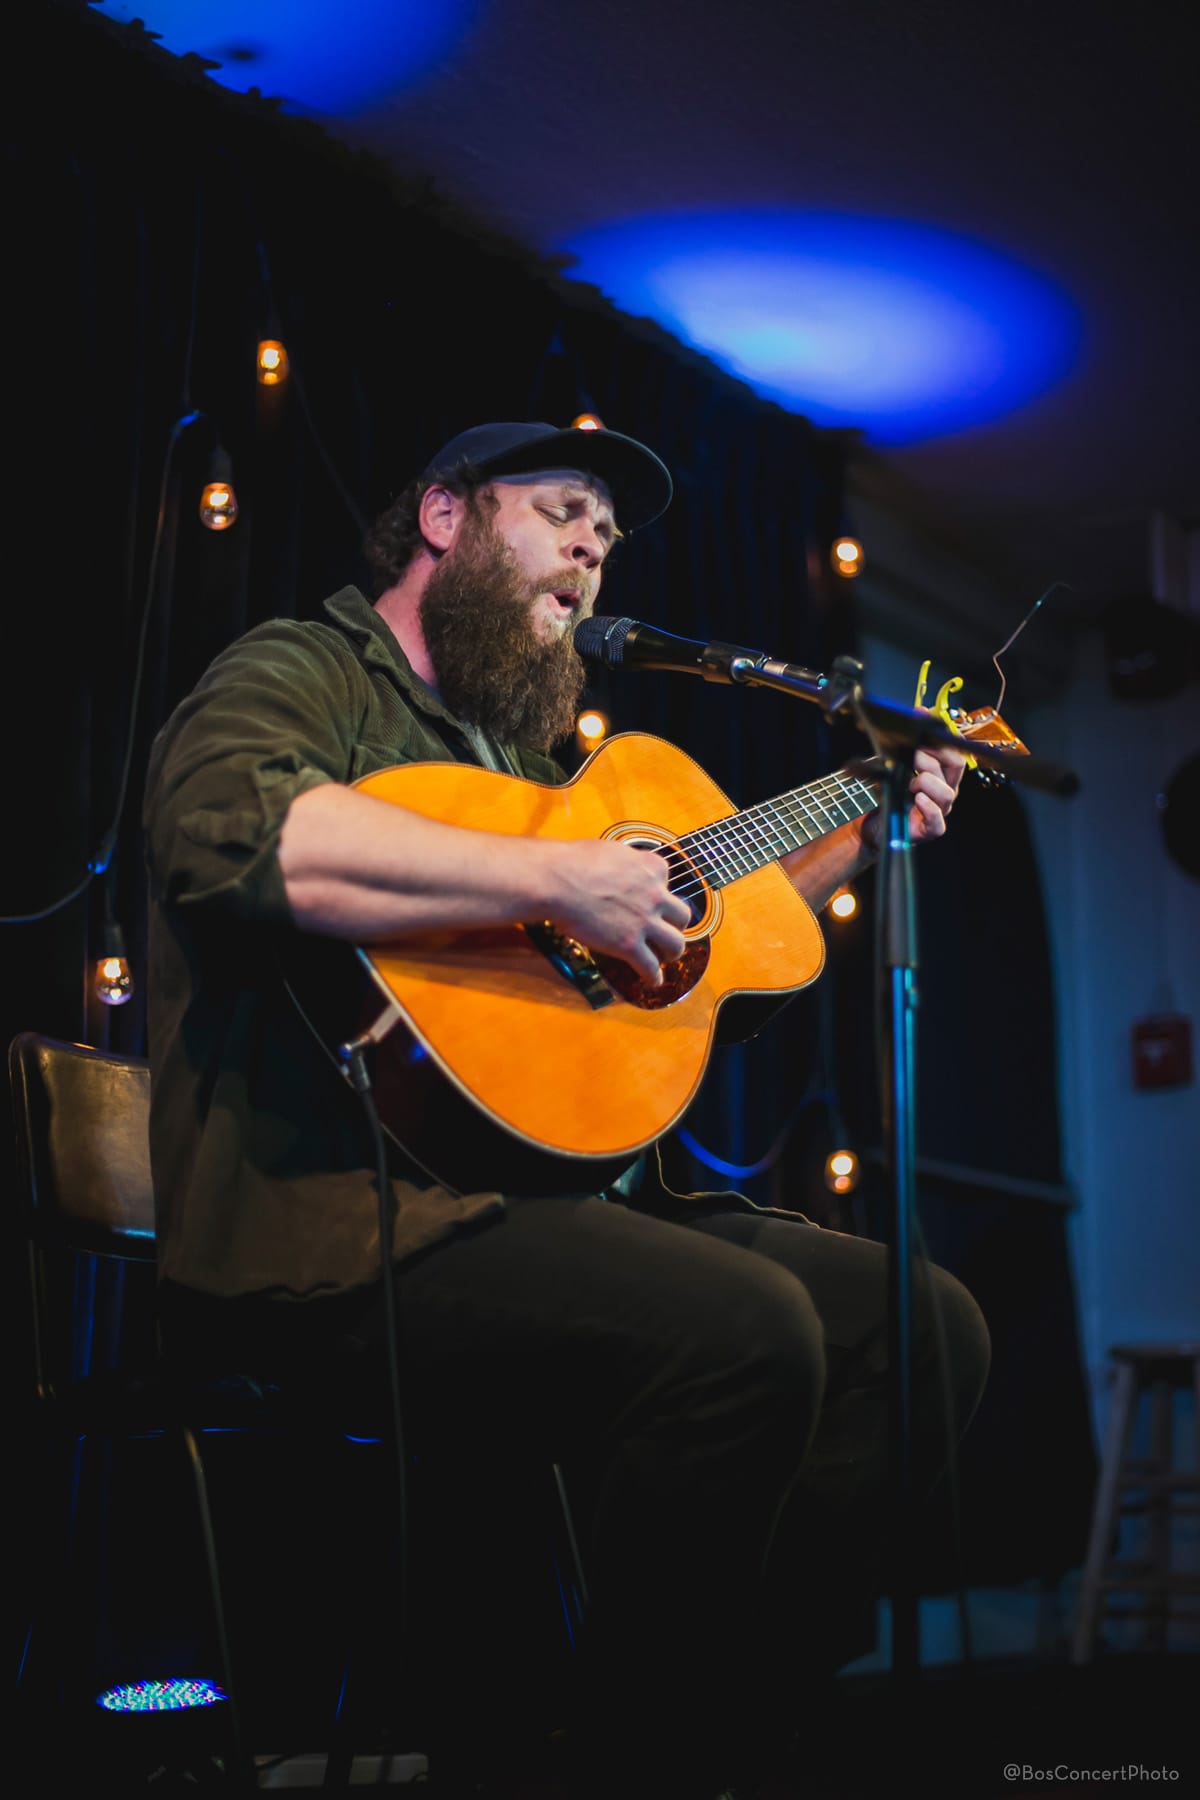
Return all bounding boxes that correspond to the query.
[362,460,498,597]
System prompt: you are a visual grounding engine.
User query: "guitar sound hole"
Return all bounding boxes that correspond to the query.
[591,835,712,1010]
[627,836,709,930]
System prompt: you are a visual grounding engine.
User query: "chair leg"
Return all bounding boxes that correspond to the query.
[550,1461,589,1645]
[323,1654,358,1790]
[179,1425,257,1789]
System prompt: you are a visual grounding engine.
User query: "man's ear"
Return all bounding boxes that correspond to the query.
[419,484,468,554]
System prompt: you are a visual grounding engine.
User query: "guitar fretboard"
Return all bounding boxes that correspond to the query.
[674,765,880,891]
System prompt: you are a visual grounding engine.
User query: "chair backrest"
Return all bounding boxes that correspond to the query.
[8,1031,156,1261]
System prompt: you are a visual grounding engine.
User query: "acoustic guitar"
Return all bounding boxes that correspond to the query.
[286,707,1026,1198]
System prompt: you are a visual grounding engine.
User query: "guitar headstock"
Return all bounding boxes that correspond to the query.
[914,662,1030,784]
[947,704,1031,785]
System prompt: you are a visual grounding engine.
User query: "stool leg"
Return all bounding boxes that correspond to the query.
[1145,1380,1173,1654]
[1071,1362,1137,1664]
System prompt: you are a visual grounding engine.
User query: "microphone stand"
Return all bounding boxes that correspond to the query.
[878,750,920,1683]
[703,647,1079,1685]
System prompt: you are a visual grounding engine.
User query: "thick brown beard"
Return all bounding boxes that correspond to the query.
[419,505,588,752]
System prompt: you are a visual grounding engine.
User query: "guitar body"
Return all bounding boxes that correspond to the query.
[287,732,827,1198]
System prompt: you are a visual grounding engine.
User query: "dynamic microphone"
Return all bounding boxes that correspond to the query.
[573,614,826,689]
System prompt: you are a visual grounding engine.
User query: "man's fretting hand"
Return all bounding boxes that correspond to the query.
[863,742,967,850]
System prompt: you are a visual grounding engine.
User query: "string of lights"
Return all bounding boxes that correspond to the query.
[0,170,209,935]
[0,196,377,1027]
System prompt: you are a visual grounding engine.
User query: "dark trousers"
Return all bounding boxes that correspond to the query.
[350,1192,992,1793]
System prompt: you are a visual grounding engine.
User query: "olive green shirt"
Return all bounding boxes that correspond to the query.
[143,586,569,1301]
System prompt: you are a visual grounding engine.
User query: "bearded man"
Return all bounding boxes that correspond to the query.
[143,422,988,1800]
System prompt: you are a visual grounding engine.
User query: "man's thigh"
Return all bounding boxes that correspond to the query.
[682,1211,890,1372]
[386,1193,825,1458]
[684,1207,991,1469]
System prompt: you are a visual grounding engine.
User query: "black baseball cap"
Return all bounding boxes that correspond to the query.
[422,421,673,531]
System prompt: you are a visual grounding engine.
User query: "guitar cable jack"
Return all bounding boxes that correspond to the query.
[338,1035,375,1095]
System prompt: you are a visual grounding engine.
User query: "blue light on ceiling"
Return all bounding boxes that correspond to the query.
[89,1,478,114]
[557,212,1082,444]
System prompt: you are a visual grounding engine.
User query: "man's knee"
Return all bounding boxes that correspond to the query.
[657,1255,828,1463]
[728,1261,829,1446]
[917,1261,991,1428]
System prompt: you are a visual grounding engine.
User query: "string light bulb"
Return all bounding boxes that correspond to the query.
[199,446,239,531]
[827,884,859,920]
[831,536,864,579]
[824,1148,860,1195]
[575,709,609,755]
[256,338,290,386]
[571,413,604,431]
[94,919,134,1007]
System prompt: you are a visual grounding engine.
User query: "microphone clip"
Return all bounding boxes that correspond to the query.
[698,640,772,684]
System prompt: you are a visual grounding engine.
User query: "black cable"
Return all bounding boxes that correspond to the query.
[254,234,369,538]
[1,182,206,927]
[0,408,201,926]
[289,363,370,538]
[339,1038,410,1685]
[5,198,370,929]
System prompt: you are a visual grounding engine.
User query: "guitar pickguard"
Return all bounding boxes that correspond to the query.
[592,939,712,1010]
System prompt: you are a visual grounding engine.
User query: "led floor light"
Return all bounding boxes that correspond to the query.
[96,1677,227,1713]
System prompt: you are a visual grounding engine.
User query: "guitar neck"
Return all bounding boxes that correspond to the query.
[676,760,881,890]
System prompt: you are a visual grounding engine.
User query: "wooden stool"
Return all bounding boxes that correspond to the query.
[1071,1342,1200,1662]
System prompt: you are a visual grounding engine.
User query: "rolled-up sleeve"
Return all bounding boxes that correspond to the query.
[144,620,356,925]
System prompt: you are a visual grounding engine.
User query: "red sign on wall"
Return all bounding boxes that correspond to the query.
[1131,1014,1193,1090]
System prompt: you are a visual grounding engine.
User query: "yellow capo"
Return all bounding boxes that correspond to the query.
[914,660,980,771]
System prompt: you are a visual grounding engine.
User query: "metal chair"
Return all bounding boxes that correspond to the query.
[9,1030,279,1786]
[9,1029,588,1789]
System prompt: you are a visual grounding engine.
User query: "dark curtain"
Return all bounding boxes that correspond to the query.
[5,1,1093,1703]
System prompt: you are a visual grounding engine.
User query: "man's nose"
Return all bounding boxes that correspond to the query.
[568,527,605,569]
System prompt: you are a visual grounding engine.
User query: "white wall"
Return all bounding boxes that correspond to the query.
[1022,639,1200,1388]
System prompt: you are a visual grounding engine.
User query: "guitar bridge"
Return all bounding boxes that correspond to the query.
[522,922,617,1010]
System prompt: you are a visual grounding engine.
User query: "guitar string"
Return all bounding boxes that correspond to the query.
[644,790,840,891]
[657,774,878,895]
[579,722,982,943]
[623,710,990,916]
[691,794,819,885]
[693,773,876,865]
[642,772,880,904]
[625,773,862,885]
[684,781,877,896]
